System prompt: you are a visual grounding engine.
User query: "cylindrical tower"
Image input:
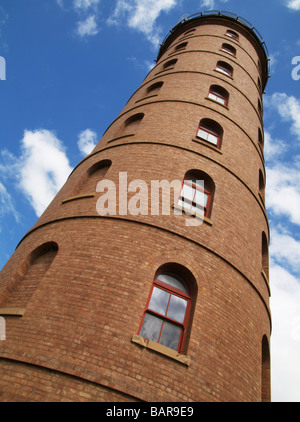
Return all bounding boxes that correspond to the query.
[0,11,271,402]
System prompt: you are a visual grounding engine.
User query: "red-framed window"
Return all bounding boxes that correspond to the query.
[196,119,223,148]
[208,85,229,106]
[226,30,239,41]
[216,61,233,77]
[139,272,191,353]
[178,175,212,218]
[221,43,236,57]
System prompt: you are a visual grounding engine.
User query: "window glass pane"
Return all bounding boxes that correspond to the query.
[197,128,208,140]
[167,294,187,323]
[216,96,225,105]
[156,274,189,294]
[194,190,207,207]
[140,313,163,342]
[181,183,195,201]
[148,286,170,315]
[207,132,218,145]
[159,321,182,351]
[208,92,217,101]
[187,178,204,189]
[216,66,229,75]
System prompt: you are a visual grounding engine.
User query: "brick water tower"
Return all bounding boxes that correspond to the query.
[0,11,271,402]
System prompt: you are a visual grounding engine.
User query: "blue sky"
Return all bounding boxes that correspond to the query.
[0,0,299,402]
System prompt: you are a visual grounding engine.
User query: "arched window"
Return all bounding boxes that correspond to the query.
[221,43,236,57]
[123,113,144,135]
[226,30,239,41]
[183,29,195,37]
[262,232,269,280]
[175,42,188,51]
[74,160,112,196]
[262,336,271,402]
[208,85,229,106]
[216,61,233,77]
[196,118,223,148]
[258,128,264,148]
[178,170,215,218]
[258,98,262,116]
[146,81,163,96]
[259,170,265,201]
[0,242,58,309]
[163,59,177,70]
[139,266,194,353]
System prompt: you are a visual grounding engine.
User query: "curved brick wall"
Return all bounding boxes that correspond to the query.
[0,14,271,402]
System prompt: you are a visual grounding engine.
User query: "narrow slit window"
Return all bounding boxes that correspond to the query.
[163,59,177,70]
[216,61,233,77]
[175,42,188,51]
[221,43,236,57]
[226,30,239,41]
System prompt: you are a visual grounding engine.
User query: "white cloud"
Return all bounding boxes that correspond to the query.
[73,0,100,11]
[286,0,300,10]
[267,93,300,141]
[270,227,300,272]
[266,164,300,225]
[200,0,215,8]
[77,129,97,156]
[107,0,177,46]
[0,182,19,223]
[18,130,72,217]
[264,130,286,161]
[76,15,99,37]
[270,262,300,402]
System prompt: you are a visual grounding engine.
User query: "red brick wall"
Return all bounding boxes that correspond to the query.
[0,16,270,402]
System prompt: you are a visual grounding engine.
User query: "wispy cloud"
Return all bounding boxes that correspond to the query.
[73,0,101,10]
[267,93,300,141]
[57,0,100,38]
[0,182,19,224]
[286,0,300,11]
[107,0,177,47]
[199,0,229,10]
[75,15,99,36]
[77,128,98,156]
[266,163,300,225]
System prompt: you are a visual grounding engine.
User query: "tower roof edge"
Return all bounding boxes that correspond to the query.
[156,10,270,90]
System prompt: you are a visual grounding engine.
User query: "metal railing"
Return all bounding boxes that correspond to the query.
[157,10,270,78]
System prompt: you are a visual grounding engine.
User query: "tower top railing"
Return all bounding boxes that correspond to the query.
[156,10,270,84]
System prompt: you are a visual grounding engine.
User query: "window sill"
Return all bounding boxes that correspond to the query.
[107,133,135,144]
[62,193,95,204]
[131,334,191,366]
[205,96,229,110]
[0,307,26,316]
[154,67,175,76]
[213,69,233,80]
[135,94,158,104]
[172,204,213,226]
[192,138,222,154]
